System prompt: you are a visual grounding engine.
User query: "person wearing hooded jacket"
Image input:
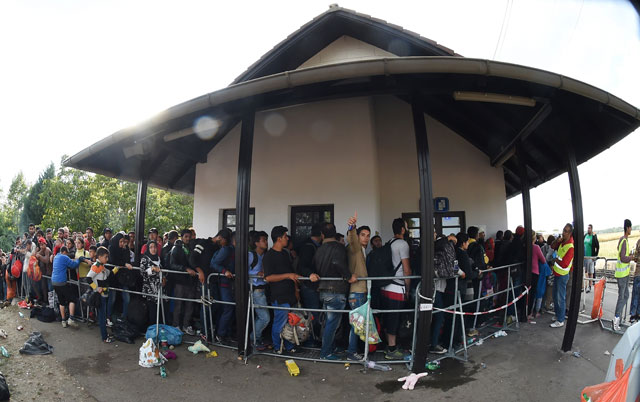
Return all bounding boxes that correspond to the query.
[107,232,133,327]
[170,229,197,335]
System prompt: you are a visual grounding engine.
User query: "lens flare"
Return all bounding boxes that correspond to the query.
[264,112,287,137]
[194,116,220,140]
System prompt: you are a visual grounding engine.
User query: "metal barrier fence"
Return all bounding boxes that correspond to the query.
[245,275,421,370]
[21,259,531,371]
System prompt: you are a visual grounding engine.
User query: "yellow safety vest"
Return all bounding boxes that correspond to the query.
[616,237,631,278]
[553,242,574,276]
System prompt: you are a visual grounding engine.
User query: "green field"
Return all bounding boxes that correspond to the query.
[596,230,640,259]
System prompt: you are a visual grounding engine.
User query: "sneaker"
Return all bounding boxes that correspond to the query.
[61,320,68,328]
[347,352,364,361]
[613,316,621,331]
[550,320,565,328]
[384,348,406,360]
[183,326,196,336]
[106,318,114,328]
[467,329,479,337]
[67,318,79,328]
[429,345,447,355]
[586,288,591,294]
[323,354,341,361]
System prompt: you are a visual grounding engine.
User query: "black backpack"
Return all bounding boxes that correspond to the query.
[367,239,402,288]
[434,236,455,278]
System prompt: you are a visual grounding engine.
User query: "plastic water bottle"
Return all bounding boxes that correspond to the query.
[0,346,9,357]
[453,260,459,274]
[160,328,168,350]
[367,361,392,371]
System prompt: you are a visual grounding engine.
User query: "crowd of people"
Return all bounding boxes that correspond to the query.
[0,216,637,359]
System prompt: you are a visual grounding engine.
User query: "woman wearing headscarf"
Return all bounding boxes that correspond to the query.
[107,232,133,326]
[141,240,164,326]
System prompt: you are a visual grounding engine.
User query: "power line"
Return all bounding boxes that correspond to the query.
[493,0,513,60]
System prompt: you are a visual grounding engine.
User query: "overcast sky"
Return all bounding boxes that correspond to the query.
[0,0,638,234]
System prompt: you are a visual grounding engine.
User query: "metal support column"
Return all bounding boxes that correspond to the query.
[562,149,584,352]
[411,96,435,372]
[517,148,533,314]
[234,112,255,356]
[134,180,148,264]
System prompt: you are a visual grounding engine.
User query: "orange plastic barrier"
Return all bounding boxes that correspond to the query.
[581,359,630,401]
[591,277,606,320]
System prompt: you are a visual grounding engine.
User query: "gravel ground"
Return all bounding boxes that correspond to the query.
[0,304,94,402]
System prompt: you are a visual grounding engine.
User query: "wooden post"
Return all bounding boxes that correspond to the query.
[134,180,148,265]
[562,149,584,352]
[411,96,435,372]
[234,112,255,356]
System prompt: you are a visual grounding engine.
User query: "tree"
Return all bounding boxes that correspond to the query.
[22,163,55,228]
[5,172,28,234]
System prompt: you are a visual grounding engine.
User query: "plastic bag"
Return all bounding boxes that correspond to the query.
[348,300,381,344]
[0,371,10,401]
[138,338,167,368]
[19,332,54,355]
[581,359,630,401]
[113,318,138,344]
[145,324,183,346]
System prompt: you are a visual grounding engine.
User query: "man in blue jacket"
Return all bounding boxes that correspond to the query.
[52,246,87,327]
[210,231,236,342]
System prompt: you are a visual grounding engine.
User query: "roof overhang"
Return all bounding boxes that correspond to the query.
[65,56,640,197]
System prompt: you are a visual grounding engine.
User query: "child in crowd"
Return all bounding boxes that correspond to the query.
[87,247,117,343]
[141,241,164,326]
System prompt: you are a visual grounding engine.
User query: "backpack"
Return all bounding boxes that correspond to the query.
[249,250,259,270]
[292,241,317,275]
[27,255,42,281]
[281,310,313,347]
[367,239,402,288]
[434,237,455,278]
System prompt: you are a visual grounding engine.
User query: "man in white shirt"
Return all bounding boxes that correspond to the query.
[381,218,412,360]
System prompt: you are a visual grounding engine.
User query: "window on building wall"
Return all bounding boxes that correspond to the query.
[401,211,466,239]
[222,208,255,232]
[290,204,334,244]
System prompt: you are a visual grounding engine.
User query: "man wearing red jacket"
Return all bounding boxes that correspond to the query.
[550,224,575,328]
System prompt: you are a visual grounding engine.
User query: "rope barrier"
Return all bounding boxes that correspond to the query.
[419,286,531,316]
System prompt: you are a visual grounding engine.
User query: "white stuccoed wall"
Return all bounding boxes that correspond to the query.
[371,96,508,241]
[298,35,397,69]
[193,95,508,244]
[193,35,507,242]
[193,97,381,240]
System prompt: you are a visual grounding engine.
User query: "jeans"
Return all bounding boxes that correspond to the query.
[108,287,130,320]
[553,275,570,323]
[300,285,321,337]
[319,292,346,357]
[271,301,293,351]
[615,275,630,318]
[251,289,270,344]
[217,285,235,337]
[347,292,366,354]
[173,283,197,329]
[630,277,640,317]
[431,291,445,348]
[98,296,108,340]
